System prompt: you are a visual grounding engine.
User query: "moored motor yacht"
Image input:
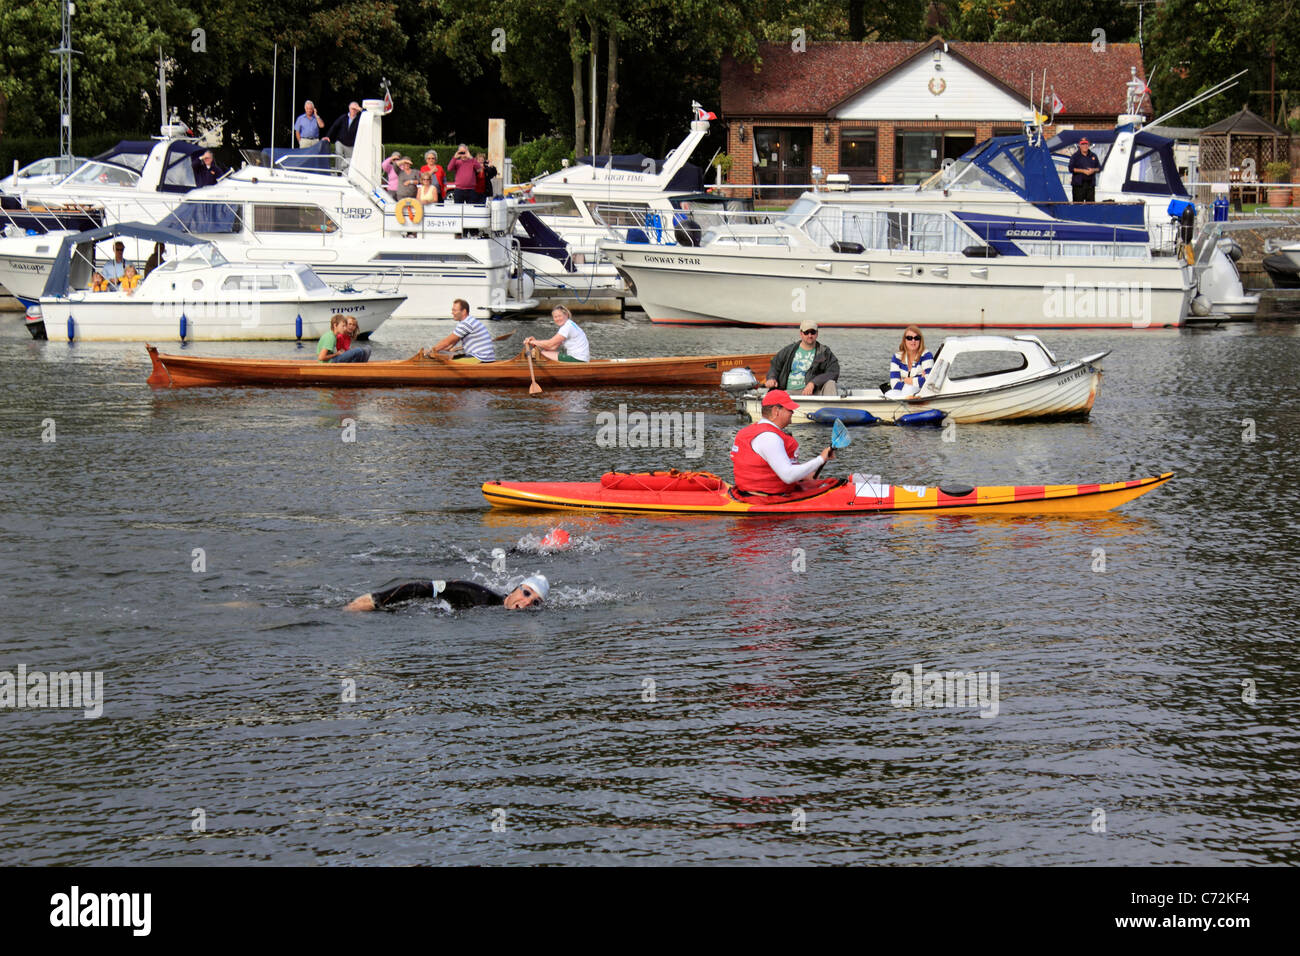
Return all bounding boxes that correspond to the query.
[29,222,403,342]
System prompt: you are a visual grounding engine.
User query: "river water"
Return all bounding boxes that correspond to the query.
[0,314,1296,865]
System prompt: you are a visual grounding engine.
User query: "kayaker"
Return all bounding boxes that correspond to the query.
[344,574,548,611]
[430,298,496,362]
[764,319,839,395]
[525,306,590,362]
[730,389,834,496]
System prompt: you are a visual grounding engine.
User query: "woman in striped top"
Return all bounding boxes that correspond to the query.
[887,325,933,397]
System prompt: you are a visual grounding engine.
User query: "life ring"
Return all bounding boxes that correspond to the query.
[394,198,423,226]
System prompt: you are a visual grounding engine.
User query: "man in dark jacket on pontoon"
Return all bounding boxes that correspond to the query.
[344,575,548,611]
[764,319,839,395]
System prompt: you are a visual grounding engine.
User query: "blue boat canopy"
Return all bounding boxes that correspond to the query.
[89,140,208,193]
[42,221,207,298]
[259,140,334,173]
[1046,128,1188,198]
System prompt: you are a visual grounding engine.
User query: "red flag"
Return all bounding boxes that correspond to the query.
[1051,92,1066,115]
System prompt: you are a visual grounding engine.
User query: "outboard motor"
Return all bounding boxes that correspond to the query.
[720,366,759,395]
[1217,237,1242,262]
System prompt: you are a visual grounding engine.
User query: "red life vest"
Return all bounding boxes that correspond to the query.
[731,421,801,494]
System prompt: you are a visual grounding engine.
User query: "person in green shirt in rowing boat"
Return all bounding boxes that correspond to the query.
[317,313,369,363]
[765,319,839,395]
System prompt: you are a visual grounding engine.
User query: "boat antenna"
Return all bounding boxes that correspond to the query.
[157,47,166,130]
[52,0,80,162]
[290,46,297,148]
[1146,69,1247,129]
[270,43,278,159]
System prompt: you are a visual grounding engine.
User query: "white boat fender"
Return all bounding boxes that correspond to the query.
[1190,294,1212,317]
[489,197,508,233]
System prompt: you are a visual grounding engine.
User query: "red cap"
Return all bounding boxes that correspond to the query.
[762,389,800,411]
[1078,137,1091,145]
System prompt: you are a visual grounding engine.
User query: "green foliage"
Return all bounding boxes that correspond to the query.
[1147,0,1300,127]
[949,0,1137,42]
[505,134,573,180]
[1264,160,1290,182]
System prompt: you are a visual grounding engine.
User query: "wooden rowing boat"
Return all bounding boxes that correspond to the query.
[145,345,774,389]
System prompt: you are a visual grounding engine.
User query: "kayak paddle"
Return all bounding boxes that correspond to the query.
[831,418,852,449]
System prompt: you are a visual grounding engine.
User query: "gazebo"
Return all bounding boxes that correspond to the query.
[1197,107,1290,202]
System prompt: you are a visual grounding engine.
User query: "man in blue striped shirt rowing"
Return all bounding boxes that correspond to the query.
[431,298,497,362]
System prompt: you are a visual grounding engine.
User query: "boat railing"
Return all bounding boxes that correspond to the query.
[330,269,404,296]
[593,201,1165,262]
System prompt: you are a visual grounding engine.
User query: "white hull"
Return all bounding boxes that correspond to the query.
[38,293,402,342]
[0,237,532,320]
[744,365,1103,424]
[604,244,1190,329]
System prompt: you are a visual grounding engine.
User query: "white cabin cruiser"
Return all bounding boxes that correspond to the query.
[512,104,752,308]
[0,100,538,320]
[29,223,403,342]
[728,335,1106,424]
[599,76,1252,328]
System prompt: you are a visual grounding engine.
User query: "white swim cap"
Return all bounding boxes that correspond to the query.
[520,574,549,601]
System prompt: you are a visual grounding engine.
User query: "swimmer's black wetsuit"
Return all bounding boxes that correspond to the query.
[370,580,503,610]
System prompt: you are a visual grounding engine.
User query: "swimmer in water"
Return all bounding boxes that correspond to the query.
[345,574,548,611]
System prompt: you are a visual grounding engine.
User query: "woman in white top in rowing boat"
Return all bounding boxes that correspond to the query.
[525,305,590,362]
[885,325,934,398]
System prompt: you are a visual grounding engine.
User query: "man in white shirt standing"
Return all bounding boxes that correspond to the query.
[730,389,835,496]
[525,305,590,362]
[430,298,497,362]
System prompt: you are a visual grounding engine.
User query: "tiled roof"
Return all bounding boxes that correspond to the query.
[721,39,1146,118]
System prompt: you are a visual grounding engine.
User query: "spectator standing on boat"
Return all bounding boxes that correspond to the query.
[345,574,548,611]
[730,389,835,496]
[422,150,446,198]
[1069,137,1101,203]
[526,305,590,362]
[120,265,141,294]
[381,152,404,197]
[765,319,839,396]
[101,241,128,288]
[446,144,482,204]
[90,271,109,292]
[192,150,226,187]
[294,100,326,147]
[395,157,420,200]
[325,102,363,164]
[886,326,934,398]
[475,152,499,201]
[430,298,496,362]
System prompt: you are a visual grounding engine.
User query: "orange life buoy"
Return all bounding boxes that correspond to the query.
[394,198,423,226]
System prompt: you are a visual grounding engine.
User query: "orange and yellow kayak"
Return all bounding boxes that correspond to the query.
[482,470,1173,516]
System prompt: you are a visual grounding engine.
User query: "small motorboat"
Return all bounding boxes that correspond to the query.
[29,221,404,342]
[145,345,774,389]
[727,335,1107,425]
[482,469,1173,516]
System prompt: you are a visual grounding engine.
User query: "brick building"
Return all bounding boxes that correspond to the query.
[721,37,1146,188]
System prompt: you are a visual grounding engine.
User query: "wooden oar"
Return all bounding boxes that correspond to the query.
[526,346,542,395]
[492,330,515,342]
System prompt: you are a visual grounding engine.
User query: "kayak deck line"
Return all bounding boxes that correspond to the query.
[481,472,1174,516]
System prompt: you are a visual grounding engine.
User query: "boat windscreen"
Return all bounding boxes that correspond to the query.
[63,161,141,188]
[294,266,328,291]
[941,161,1007,192]
[779,197,817,224]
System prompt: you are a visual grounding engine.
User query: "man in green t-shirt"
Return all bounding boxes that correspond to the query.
[764,319,840,395]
